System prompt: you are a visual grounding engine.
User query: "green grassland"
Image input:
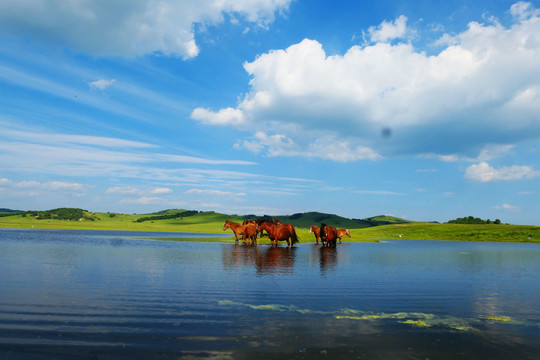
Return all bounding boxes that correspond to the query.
[1,208,539,243]
[350,222,540,243]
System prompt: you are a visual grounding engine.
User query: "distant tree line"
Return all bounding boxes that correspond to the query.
[135,210,199,223]
[0,211,23,218]
[23,208,97,221]
[447,216,501,225]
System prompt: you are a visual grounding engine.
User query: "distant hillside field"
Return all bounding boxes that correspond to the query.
[0,208,538,243]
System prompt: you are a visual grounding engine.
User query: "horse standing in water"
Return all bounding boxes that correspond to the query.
[257,221,299,247]
[309,225,321,244]
[320,223,338,247]
[242,223,258,246]
[336,228,351,244]
[223,221,245,244]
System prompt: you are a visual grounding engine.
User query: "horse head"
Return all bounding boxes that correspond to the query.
[320,223,327,236]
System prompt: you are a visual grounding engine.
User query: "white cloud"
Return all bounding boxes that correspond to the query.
[0,129,256,182]
[476,144,515,162]
[192,107,246,126]
[192,3,540,161]
[0,178,89,195]
[494,203,520,211]
[235,131,381,161]
[150,187,172,194]
[425,144,515,163]
[367,15,413,43]
[184,188,247,197]
[106,187,142,195]
[464,161,540,182]
[3,129,155,148]
[0,0,291,58]
[43,181,85,191]
[510,1,539,21]
[89,79,116,90]
[125,196,163,205]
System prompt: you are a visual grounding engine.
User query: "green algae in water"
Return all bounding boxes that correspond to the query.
[219,299,537,332]
[401,319,431,328]
[487,316,512,322]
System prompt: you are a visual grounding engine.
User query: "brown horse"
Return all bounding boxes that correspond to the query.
[309,225,321,244]
[257,221,299,247]
[320,223,338,247]
[223,220,244,244]
[336,228,351,244]
[242,223,258,246]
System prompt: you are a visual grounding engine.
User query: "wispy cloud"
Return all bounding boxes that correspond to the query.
[150,187,173,195]
[355,190,406,196]
[0,178,91,197]
[184,188,247,197]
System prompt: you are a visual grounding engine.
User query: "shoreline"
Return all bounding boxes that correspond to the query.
[1,224,539,244]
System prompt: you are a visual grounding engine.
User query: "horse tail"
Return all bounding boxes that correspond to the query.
[291,227,299,244]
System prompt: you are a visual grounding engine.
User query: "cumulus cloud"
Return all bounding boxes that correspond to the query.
[0,0,291,58]
[191,3,540,161]
[464,161,540,182]
[367,15,413,43]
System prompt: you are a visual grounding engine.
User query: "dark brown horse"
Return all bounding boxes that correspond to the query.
[309,225,321,244]
[320,223,338,247]
[336,228,351,244]
[223,220,244,244]
[257,221,299,247]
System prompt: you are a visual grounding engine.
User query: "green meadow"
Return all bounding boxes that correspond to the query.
[1,208,539,243]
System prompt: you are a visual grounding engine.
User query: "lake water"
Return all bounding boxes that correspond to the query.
[1,229,539,359]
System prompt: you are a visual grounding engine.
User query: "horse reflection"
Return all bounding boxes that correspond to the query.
[318,246,338,275]
[221,245,297,275]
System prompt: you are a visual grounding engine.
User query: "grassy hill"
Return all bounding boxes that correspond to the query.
[265,212,410,228]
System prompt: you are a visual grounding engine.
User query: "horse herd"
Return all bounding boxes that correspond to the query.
[223,219,351,247]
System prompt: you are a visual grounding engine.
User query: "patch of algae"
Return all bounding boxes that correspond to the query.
[218,300,319,314]
[487,316,512,322]
[402,320,431,328]
[219,300,533,332]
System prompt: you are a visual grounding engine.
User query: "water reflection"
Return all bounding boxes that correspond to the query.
[318,246,338,275]
[221,245,297,275]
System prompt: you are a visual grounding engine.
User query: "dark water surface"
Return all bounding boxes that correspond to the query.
[1,229,539,359]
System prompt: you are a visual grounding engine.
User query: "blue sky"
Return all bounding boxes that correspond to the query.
[1,0,539,224]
